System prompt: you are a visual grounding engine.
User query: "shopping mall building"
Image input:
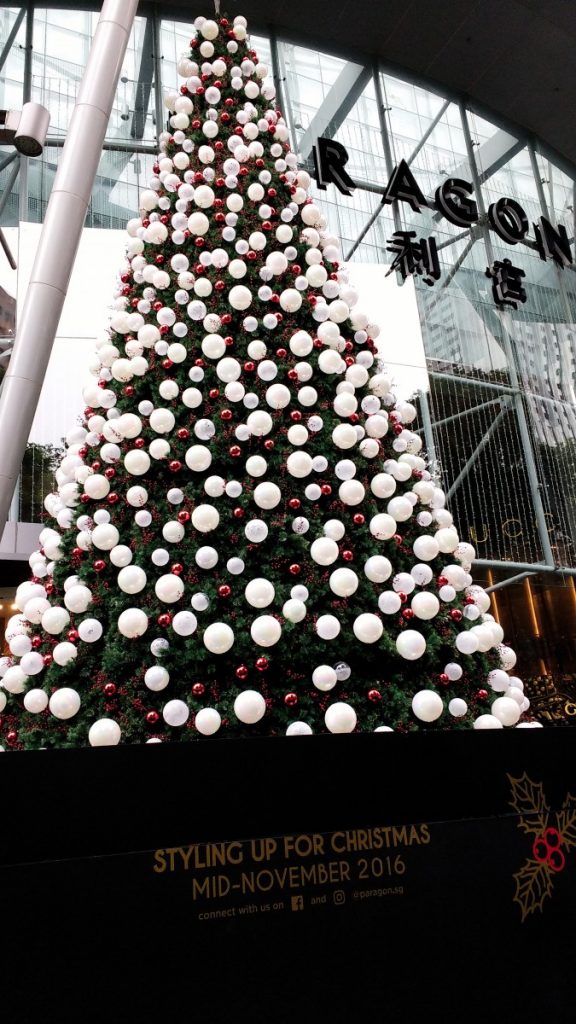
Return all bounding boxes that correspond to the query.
[0,1,575,718]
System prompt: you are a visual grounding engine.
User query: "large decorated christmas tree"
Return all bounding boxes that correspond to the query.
[0,14,534,749]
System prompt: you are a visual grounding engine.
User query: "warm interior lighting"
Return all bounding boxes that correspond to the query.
[569,578,576,616]
[524,577,540,638]
[486,570,501,624]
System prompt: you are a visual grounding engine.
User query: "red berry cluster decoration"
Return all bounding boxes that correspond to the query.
[532,827,565,872]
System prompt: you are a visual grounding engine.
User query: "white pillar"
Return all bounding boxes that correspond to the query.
[0,0,139,538]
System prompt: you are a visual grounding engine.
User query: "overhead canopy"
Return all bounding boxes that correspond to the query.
[133,0,576,171]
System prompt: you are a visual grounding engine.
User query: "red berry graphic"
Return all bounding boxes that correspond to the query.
[544,827,562,849]
[532,837,549,863]
[547,848,566,873]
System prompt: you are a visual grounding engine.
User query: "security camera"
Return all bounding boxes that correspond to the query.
[0,102,50,157]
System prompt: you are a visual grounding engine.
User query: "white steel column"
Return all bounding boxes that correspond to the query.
[0,0,139,538]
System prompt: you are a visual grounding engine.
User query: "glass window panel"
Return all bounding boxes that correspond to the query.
[0,8,26,111]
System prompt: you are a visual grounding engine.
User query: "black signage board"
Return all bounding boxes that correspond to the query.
[2,730,575,1023]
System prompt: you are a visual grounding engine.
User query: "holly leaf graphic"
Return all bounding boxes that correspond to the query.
[507,773,549,835]
[555,792,576,849]
[512,859,553,922]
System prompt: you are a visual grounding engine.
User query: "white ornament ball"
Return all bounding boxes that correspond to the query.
[49,687,81,720]
[455,632,480,655]
[396,630,426,660]
[312,665,337,691]
[491,696,521,726]
[473,714,504,730]
[203,622,234,654]
[191,504,219,533]
[78,618,103,643]
[88,718,122,745]
[52,642,78,667]
[172,610,198,636]
[448,698,468,717]
[413,535,440,561]
[117,608,148,638]
[195,707,221,735]
[234,690,266,724]
[282,599,306,623]
[245,578,275,608]
[286,722,313,736]
[378,591,402,615]
[163,699,190,727]
[310,537,339,565]
[250,615,282,647]
[329,568,359,597]
[499,646,517,670]
[316,615,340,640]
[353,613,383,644]
[411,592,440,620]
[325,702,357,734]
[155,574,185,603]
[24,689,49,713]
[144,666,170,692]
[412,690,444,723]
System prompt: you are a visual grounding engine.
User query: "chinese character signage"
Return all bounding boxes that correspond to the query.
[313,141,573,307]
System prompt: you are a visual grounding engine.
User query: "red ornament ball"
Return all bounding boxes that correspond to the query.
[93,560,106,572]
[235,665,249,681]
[342,550,354,561]
[368,689,382,703]
[477,689,489,700]
[255,657,269,672]
[288,498,301,510]
[439,673,450,685]
[229,445,241,457]
[171,563,184,575]
[450,609,463,622]
[353,513,365,525]
[289,564,301,575]
[43,654,53,666]
[284,692,298,707]
[264,439,275,450]
[169,460,183,473]
[104,683,117,697]
[233,507,244,519]
[177,509,190,523]
[146,711,160,725]
[218,585,231,598]
[192,682,206,697]
[134,437,146,449]
[402,608,415,620]
[157,613,172,627]
[437,576,449,587]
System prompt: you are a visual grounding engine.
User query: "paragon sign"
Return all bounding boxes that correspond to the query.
[313,138,572,308]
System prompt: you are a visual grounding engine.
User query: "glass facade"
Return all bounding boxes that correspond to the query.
[0,5,575,689]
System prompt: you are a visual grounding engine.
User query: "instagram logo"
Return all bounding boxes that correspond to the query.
[333,890,346,905]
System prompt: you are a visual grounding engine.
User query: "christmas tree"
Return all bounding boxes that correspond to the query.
[0,13,535,749]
